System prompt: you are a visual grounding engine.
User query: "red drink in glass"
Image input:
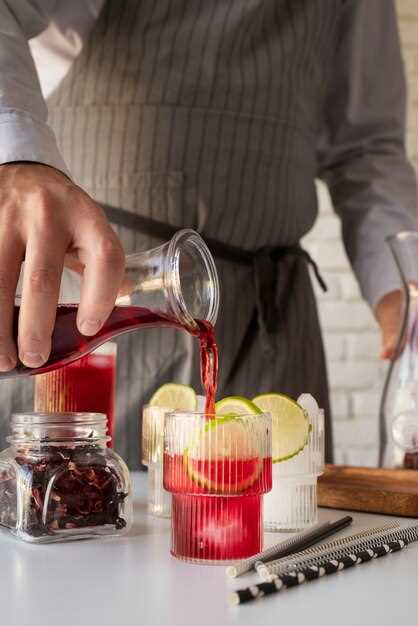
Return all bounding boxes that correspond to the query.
[34,343,117,444]
[165,454,271,561]
[164,412,272,563]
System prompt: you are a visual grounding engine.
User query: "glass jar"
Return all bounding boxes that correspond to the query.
[0,412,132,543]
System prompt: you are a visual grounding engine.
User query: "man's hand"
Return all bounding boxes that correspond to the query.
[0,163,125,371]
[375,290,403,360]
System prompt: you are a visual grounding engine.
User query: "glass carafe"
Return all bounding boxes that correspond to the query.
[8,229,219,379]
[380,232,418,468]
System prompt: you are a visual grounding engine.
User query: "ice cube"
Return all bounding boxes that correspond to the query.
[196,395,206,411]
[297,393,319,421]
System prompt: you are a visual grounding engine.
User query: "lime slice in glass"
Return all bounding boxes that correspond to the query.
[215,396,262,417]
[185,413,262,493]
[253,393,310,463]
[144,384,197,464]
[149,383,197,411]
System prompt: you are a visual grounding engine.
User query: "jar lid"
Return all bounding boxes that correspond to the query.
[8,412,109,444]
[11,412,106,425]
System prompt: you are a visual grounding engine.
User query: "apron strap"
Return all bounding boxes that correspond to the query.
[101,203,254,265]
[101,204,327,346]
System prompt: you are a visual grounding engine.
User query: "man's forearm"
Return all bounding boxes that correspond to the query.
[0,0,69,175]
[317,0,418,311]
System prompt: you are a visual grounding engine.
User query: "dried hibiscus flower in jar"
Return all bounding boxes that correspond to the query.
[0,413,132,543]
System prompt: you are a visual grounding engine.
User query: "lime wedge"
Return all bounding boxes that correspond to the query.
[185,415,262,492]
[149,383,197,411]
[215,396,262,416]
[252,393,310,463]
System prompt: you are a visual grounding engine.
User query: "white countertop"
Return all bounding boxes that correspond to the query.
[1,472,417,626]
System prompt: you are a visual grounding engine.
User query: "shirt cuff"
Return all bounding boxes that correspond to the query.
[0,110,70,178]
[354,242,418,311]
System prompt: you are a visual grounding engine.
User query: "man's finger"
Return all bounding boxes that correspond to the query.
[76,225,125,336]
[18,238,65,367]
[0,238,24,370]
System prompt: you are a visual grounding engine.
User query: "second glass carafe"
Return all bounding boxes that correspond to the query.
[380,232,418,468]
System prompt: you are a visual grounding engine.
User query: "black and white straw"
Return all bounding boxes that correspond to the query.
[258,522,401,580]
[226,516,353,578]
[229,540,407,606]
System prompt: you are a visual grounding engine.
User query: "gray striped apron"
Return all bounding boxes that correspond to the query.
[5,0,341,467]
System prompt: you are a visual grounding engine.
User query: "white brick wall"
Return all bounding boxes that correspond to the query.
[303,2,418,466]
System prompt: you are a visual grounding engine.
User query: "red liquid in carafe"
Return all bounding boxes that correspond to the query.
[8,305,218,413]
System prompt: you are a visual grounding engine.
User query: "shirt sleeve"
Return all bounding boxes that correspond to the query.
[0,0,70,176]
[316,0,418,310]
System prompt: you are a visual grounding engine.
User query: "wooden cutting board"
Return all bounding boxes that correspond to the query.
[318,464,418,517]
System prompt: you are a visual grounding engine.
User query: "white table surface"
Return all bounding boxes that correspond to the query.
[1,472,417,626]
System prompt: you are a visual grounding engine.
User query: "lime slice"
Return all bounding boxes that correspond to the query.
[253,393,310,463]
[185,415,262,493]
[149,383,197,411]
[215,396,262,416]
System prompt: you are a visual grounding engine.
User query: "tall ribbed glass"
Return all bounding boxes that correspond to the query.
[264,408,325,531]
[34,343,117,444]
[163,412,272,563]
[142,405,171,518]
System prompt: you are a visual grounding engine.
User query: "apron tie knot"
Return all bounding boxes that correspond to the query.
[289,247,328,294]
[253,247,280,336]
[253,244,328,355]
